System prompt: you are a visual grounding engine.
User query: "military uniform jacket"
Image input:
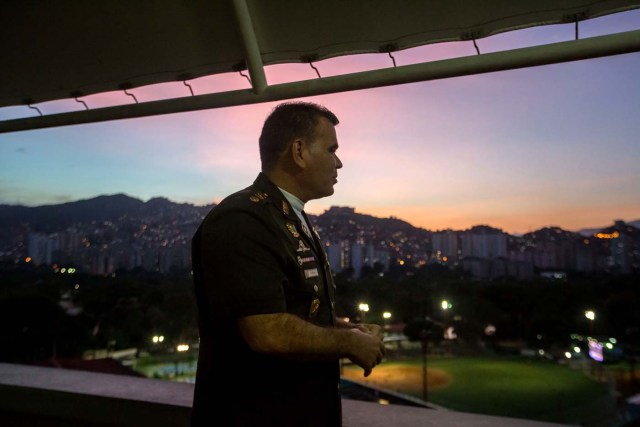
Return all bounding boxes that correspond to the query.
[191,173,341,427]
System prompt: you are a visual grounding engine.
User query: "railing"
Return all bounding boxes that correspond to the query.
[0,363,569,426]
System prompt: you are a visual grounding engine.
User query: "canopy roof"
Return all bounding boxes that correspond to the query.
[1,0,639,132]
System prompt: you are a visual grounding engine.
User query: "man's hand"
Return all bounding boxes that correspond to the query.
[238,313,385,377]
[337,318,384,339]
[346,328,385,377]
[354,323,383,339]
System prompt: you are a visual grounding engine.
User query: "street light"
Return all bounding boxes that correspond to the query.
[585,310,595,321]
[382,311,392,332]
[585,310,596,336]
[358,302,369,323]
[441,300,452,326]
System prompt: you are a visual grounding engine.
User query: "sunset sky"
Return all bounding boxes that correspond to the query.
[1,11,639,235]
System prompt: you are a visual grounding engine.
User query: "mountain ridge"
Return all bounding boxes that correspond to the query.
[0,194,213,232]
[0,194,637,236]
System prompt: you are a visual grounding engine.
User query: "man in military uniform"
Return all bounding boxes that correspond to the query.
[191,102,385,426]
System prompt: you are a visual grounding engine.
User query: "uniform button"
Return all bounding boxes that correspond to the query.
[314,285,319,292]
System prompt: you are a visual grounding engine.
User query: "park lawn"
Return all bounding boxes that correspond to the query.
[343,356,610,423]
[427,357,609,422]
[133,352,197,380]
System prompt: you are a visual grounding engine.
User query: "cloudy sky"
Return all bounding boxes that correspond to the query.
[1,10,639,234]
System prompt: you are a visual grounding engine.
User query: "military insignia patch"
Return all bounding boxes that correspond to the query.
[250,192,268,203]
[296,240,311,252]
[286,222,300,238]
[309,298,320,317]
[298,256,314,265]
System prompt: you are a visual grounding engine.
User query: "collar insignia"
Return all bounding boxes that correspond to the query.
[282,201,290,216]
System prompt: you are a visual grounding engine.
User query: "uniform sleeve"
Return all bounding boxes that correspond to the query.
[196,210,287,319]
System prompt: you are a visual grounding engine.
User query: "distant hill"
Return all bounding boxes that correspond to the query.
[577,219,640,236]
[1,194,636,238]
[313,206,430,244]
[0,194,214,232]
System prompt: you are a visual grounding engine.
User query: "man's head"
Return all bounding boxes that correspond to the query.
[259,102,342,202]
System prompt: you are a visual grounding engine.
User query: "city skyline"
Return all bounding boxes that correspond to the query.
[12,198,639,280]
[1,10,639,235]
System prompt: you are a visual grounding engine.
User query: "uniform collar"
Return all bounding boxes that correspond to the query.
[278,187,305,219]
[252,172,296,220]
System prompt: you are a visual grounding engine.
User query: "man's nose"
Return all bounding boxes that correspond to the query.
[335,155,343,169]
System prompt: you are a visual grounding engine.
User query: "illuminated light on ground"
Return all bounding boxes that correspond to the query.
[177,344,189,352]
[383,312,392,319]
[444,326,457,340]
[588,340,604,362]
[573,346,581,353]
[484,325,496,336]
[565,352,572,359]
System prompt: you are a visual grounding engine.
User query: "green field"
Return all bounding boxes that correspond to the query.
[133,352,197,382]
[344,356,615,425]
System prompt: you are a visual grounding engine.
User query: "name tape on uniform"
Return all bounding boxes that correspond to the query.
[304,268,319,279]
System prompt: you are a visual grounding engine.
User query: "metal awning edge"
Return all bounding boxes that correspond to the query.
[1,29,639,134]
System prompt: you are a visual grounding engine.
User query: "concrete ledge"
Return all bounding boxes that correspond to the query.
[0,363,192,426]
[0,363,570,427]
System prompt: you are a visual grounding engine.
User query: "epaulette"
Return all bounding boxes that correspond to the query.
[249,191,269,203]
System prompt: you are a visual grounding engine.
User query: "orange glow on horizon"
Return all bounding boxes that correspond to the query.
[303,203,640,236]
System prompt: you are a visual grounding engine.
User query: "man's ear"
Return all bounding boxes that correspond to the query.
[291,138,306,168]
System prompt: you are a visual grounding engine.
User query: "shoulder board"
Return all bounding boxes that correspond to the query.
[249,191,269,203]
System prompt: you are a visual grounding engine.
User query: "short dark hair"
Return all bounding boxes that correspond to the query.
[259,101,339,172]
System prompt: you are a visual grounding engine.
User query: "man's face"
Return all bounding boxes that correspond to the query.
[300,117,343,201]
